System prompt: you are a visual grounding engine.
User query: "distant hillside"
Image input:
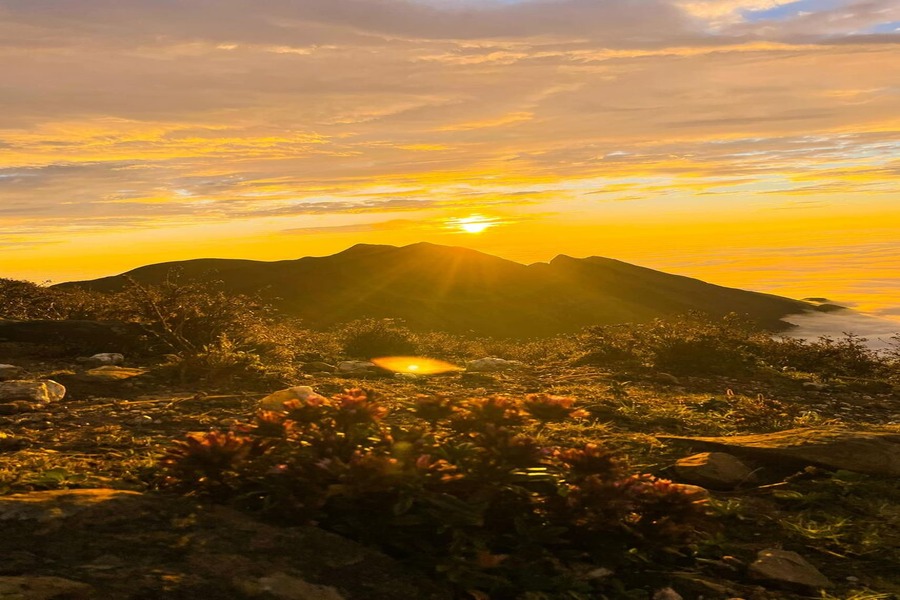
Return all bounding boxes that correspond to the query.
[57,243,812,337]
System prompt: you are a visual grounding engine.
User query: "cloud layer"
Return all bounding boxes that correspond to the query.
[0,0,898,324]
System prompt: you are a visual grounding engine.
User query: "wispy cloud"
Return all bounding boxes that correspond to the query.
[0,0,897,320]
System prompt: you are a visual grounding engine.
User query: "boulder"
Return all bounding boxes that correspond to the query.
[0,364,26,381]
[0,401,37,415]
[241,572,346,600]
[802,382,829,392]
[749,549,831,590]
[674,452,756,489]
[0,489,450,599]
[655,373,682,385]
[652,587,683,600]
[668,483,710,502]
[0,320,145,353]
[77,353,125,367]
[465,357,523,373]
[299,362,336,374]
[0,576,94,599]
[0,380,65,403]
[658,428,900,476]
[259,386,324,412]
[77,366,147,382]
[336,361,376,375]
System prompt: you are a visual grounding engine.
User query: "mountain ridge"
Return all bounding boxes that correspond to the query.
[56,243,813,337]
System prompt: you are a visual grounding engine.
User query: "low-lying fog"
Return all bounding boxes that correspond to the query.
[781,309,900,351]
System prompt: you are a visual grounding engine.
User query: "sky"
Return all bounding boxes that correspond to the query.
[1,0,898,324]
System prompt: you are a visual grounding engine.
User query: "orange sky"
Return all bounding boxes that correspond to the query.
[1,0,898,321]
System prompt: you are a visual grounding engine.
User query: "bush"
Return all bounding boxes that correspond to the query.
[756,333,881,379]
[337,318,418,359]
[162,390,710,597]
[577,314,761,375]
[0,279,64,320]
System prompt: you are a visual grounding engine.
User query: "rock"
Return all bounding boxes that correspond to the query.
[336,361,376,375]
[658,428,900,476]
[584,567,614,580]
[0,576,94,599]
[249,572,346,600]
[0,489,449,599]
[0,320,146,353]
[748,549,831,590]
[259,386,324,412]
[44,380,65,401]
[668,483,711,502]
[652,587,683,600]
[0,380,65,403]
[300,362,336,374]
[0,364,26,381]
[77,366,147,382]
[0,401,37,415]
[465,357,523,373]
[655,373,681,385]
[77,353,125,366]
[674,452,757,489]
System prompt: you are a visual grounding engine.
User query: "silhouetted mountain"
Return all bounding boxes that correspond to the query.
[57,243,812,337]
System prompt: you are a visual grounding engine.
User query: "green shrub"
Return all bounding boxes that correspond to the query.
[0,279,64,320]
[162,390,710,597]
[757,333,881,379]
[337,318,418,359]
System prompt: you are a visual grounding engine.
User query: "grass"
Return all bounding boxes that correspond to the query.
[0,308,898,598]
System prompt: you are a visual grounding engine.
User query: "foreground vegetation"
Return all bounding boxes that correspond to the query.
[1,277,899,599]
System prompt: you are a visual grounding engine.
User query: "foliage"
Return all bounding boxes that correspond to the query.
[758,333,882,379]
[577,313,895,381]
[0,278,106,320]
[162,390,710,597]
[0,279,63,320]
[336,318,419,359]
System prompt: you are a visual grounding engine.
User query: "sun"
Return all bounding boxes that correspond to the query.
[450,214,498,234]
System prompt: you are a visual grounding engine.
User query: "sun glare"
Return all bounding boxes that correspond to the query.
[450,215,498,234]
[371,356,463,375]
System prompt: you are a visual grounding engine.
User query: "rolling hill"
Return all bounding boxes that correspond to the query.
[57,243,813,337]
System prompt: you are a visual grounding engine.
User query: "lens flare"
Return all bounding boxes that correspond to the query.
[371,356,463,374]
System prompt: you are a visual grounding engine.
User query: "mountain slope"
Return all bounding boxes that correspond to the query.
[57,243,812,337]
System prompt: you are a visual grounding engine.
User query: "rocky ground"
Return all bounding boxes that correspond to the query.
[1,339,899,599]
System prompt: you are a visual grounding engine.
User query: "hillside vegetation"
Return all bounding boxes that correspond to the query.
[0,275,899,599]
[55,243,815,336]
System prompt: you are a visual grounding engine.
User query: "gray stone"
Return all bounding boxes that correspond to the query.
[668,483,710,502]
[655,373,681,385]
[652,587,683,600]
[0,576,94,599]
[749,549,831,590]
[77,353,125,366]
[300,362,336,373]
[0,364,26,381]
[0,320,145,352]
[336,361,376,375]
[253,572,346,600]
[0,489,449,599]
[465,357,523,373]
[674,452,756,489]
[0,380,65,403]
[0,401,37,415]
[658,428,900,476]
